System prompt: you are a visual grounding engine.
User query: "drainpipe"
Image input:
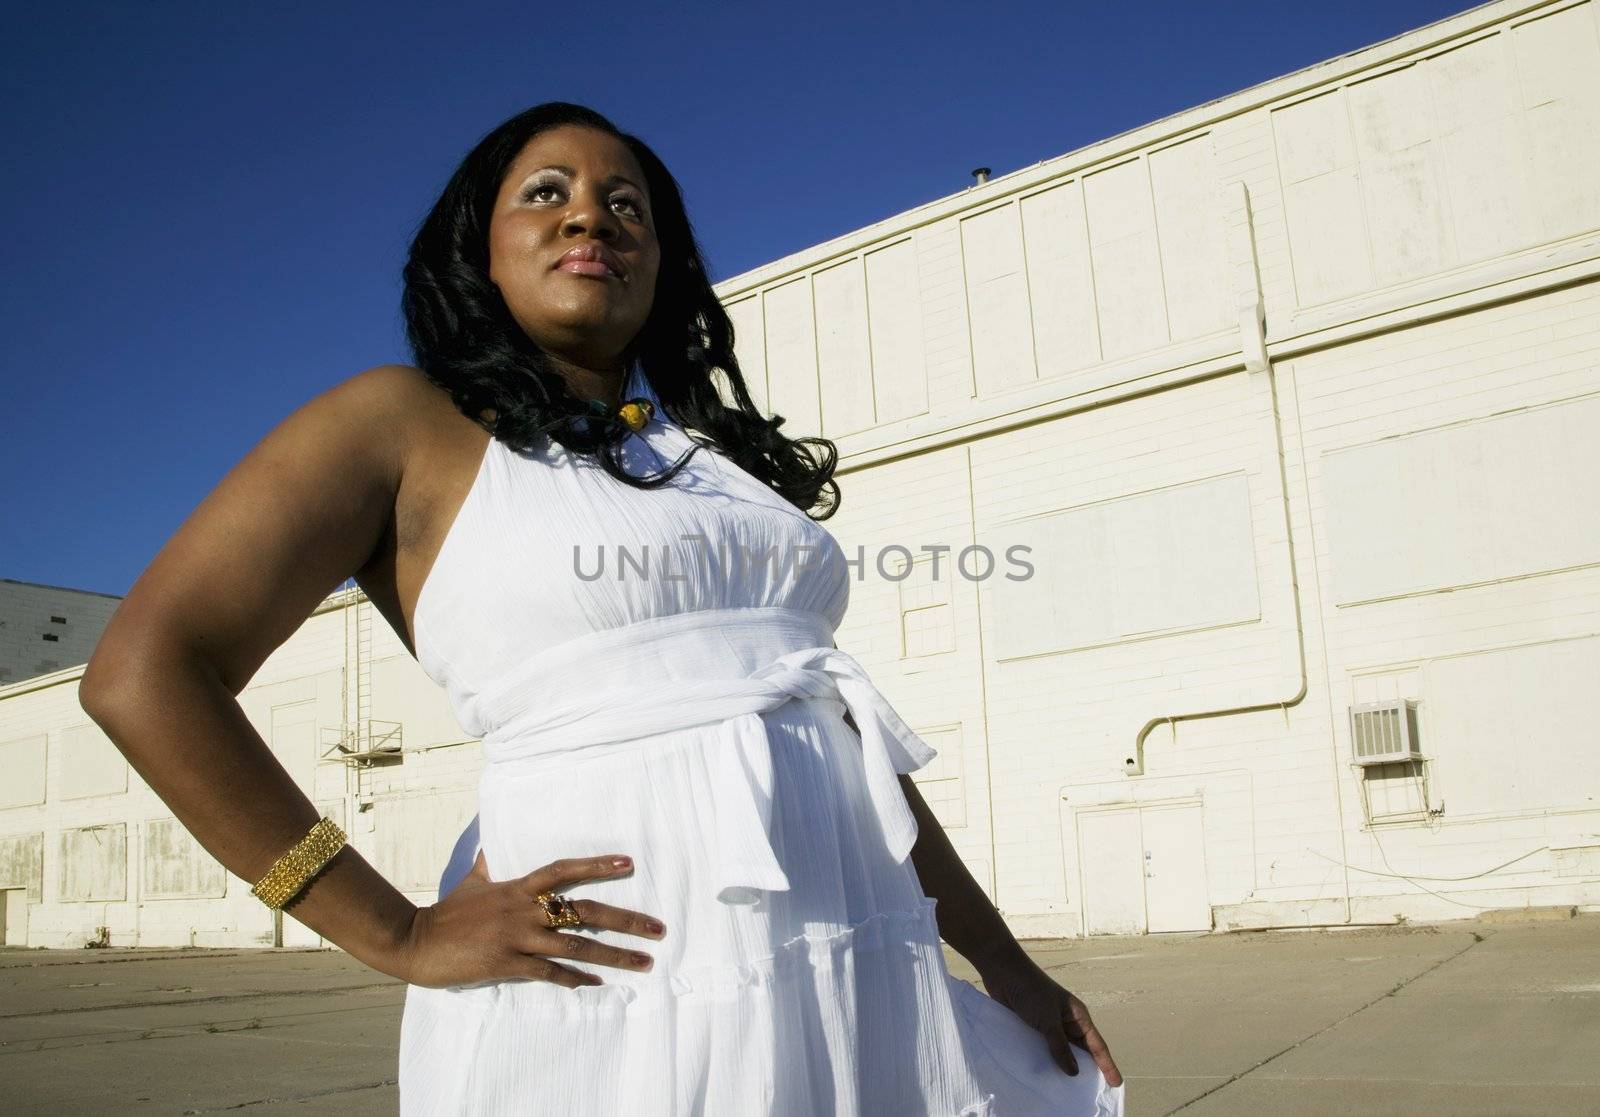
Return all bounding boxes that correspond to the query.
[1120,182,1353,926]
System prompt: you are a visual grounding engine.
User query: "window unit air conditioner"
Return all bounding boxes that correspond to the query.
[1349,699,1421,766]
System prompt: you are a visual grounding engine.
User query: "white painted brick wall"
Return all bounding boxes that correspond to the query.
[3,0,1597,948]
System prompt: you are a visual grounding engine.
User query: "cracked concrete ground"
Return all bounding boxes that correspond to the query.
[1,911,1596,1115]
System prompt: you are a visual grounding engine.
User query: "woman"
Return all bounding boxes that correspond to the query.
[80,101,1124,1115]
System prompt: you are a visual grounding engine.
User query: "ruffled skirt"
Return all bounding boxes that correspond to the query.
[398,701,1123,1115]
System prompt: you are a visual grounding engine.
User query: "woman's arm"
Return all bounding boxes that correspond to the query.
[837,708,1028,977]
[896,771,1030,972]
[894,769,1031,977]
[848,711,1124,1084]
[83,637,418,975]
[79,366,430,980]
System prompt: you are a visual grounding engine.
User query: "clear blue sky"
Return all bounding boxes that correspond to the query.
[2,0,1480,598]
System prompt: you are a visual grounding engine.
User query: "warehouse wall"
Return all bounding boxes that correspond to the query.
[2,0,1596,948]
[0,598,459,949]
[712,0,1600,934]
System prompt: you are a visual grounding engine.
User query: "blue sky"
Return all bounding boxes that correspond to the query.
[2,0,1481,598]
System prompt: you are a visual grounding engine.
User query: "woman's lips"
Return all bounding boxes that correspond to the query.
[556,260,619,278]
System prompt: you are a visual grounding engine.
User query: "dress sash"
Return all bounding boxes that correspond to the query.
[433,606,938,905]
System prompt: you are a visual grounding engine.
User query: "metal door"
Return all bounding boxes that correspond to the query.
[1079,808,1146,935]
[1078,799,1210,935]
[1140,802,1211,932]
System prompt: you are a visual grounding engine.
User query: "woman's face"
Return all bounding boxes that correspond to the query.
[488,124,660,372]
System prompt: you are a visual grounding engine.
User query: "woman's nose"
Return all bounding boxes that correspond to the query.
[561,195,621,240]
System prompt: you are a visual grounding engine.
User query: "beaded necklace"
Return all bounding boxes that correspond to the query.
[584,396,656,432]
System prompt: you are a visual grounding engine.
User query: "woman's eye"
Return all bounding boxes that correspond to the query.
[523,183,642,218]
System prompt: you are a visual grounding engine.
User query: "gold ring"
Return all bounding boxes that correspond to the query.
[535,890,584,930]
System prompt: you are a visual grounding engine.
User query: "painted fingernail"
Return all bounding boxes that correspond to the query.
[631,952,653,969]
[612,856,632,868]
[645,920,665,935]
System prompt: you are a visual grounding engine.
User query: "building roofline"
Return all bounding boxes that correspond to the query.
[1,577,123,601]
[712,0,1514,297]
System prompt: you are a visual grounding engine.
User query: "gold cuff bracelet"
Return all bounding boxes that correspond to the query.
[250,816,347,910]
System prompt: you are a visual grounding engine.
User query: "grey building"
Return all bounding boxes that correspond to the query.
[0,578,121,687]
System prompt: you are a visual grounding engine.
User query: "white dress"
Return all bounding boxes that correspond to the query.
[397,362,1126,1116]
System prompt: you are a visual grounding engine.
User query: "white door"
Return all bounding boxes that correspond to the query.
[1141,802,1211,932]
[1,889,28,945]
[1079,809,1146,935]
[1078,800,1210,935]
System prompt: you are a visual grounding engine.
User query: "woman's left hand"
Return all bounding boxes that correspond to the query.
[976,951,1123,1088]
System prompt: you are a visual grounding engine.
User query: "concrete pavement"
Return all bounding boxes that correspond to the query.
[2,910,1596,1114]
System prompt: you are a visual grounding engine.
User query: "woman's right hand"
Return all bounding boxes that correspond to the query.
[399,850,667,990]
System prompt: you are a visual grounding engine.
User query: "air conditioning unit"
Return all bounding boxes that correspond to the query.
[1349,699,1421,766]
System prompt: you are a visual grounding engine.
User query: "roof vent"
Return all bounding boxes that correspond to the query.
[971,166,991,185]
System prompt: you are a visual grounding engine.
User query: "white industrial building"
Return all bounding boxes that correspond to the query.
[2,0,1598,949]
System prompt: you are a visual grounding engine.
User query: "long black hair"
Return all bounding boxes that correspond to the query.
[401,101,840,519]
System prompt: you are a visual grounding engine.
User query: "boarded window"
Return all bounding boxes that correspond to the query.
[142,818,228,899]
[58,824,127,902]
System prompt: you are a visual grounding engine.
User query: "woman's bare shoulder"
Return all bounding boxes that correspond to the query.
[79,363,462,699]
[340,362,446,421]
[331,363,480,463]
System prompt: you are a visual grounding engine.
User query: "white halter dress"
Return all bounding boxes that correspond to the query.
[398,363,1125,1116]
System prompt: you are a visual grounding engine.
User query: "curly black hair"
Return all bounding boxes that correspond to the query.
[401,101,840,519]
